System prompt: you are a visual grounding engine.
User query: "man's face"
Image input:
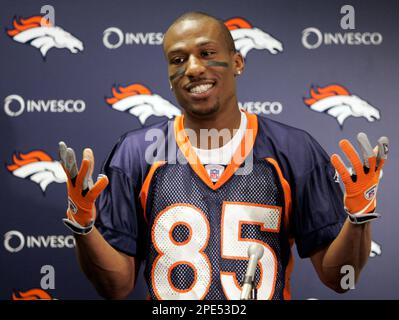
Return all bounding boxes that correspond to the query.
[163,18,243,118]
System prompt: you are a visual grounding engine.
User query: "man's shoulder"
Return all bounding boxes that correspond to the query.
[257,114,310,137]
[120,118,172,146]
[254,114,329,170]
[256,114,316,147]
[104,118,173,175]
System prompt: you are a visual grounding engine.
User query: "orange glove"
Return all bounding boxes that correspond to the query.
[59,142,109,234]
[331,133,389,224]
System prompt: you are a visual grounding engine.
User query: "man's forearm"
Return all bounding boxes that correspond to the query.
[320,219,371,290]
[74,227,136,299]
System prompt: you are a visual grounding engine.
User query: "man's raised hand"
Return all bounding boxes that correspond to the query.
[58,141,109,234]
[331,133,389,224]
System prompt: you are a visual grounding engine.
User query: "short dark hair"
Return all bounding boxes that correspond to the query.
[165,11,236,53]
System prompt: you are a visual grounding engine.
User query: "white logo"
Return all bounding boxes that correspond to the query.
[4,94,25,117]
[224,17,283,58]
[102,27,163,49]
[103,27,124,49]
[7,150,66,192]
[304,84,380,127]
[4,230,75,253]
[302,27,323,49]
[7,15,84,57]
[239,101,283,115]
[302,6,382,49]
[4,231,25,253]
[4,94,86,117]
[106,83,181,124]
[302,27,383,49]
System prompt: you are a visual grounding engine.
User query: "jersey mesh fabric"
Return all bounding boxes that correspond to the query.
[144,158,290,300]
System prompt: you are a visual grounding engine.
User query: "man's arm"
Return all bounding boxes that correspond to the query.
[310,133,388,293]
[74,227,137,299]
[58,142,137,299]
[310,220,371,293]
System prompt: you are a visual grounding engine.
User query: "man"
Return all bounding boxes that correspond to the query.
[58,12,388,300]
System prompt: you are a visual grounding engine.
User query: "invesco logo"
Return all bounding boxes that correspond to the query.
[102,27,163,49]
[4,231,25,253]
[302,28,323,49]
[4,94,86,117]
[3,230,75,253]
[103,27,124,49]
[302,27,383,49]
[4,94,25,117]
[239,101,283,115]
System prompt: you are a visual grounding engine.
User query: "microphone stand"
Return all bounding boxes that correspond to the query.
[240,276,257,300]
[240,244,264,300]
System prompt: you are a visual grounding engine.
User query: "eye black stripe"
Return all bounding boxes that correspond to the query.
[207,61,229,68]
[169,67,185,81]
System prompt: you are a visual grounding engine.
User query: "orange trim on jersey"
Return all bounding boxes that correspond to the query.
[140,161,166,223]
[169,221,193,246]
[167,261,198,293]
[264,158,294,298]
[266,158,292,232]
[173,112,258,191]
[283,238,295,300]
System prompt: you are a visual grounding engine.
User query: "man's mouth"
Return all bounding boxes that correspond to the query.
[185,81,216,98]
[189,83,214,94]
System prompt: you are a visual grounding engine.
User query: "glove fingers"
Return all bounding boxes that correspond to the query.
[58,141,68,168]
[356,132,374,168]
[66,147,78,179]
[88,174,109,200]
[76,159,90,189]
[331,154,352,184]
[377,136,389,169]
[58,141,73,180]
[82,148,94,190]
[339,139,363,175]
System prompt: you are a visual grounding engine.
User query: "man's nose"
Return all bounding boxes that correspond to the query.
[185,55,206,77]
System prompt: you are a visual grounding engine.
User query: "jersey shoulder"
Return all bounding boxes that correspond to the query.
[256,115,316,147]
[102,119,173,179]
[255,115,330,176]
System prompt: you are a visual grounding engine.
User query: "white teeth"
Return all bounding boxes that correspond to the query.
[190,84,213,94]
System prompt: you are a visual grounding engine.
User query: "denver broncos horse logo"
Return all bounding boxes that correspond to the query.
[106,83,181,125]
[225,17,283,58]
[6,15,84,57]
[6,150,66,193]
[304,84,380,127]
[12,288,53,300]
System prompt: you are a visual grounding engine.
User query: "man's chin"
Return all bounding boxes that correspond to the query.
[187,103,220,118]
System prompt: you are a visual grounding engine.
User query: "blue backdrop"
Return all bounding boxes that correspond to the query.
[1,0,398,299]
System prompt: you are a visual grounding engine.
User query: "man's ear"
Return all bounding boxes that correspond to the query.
[233,51,244,75]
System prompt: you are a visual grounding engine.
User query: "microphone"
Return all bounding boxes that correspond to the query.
[240,244,264,300]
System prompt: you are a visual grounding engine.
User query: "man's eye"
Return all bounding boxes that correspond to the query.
[201,50,215,57]
[171,57,184,64]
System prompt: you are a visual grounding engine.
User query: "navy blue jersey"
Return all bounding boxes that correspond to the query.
[95,113,347,300]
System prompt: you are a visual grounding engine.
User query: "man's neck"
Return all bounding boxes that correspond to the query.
[183,102,242,149]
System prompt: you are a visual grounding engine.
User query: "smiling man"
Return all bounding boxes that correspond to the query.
[58,12,388,300]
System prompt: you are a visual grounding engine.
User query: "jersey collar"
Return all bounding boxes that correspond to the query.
[174,112,258,191]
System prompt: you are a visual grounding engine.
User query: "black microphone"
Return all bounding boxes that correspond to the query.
[240,244,264,300]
